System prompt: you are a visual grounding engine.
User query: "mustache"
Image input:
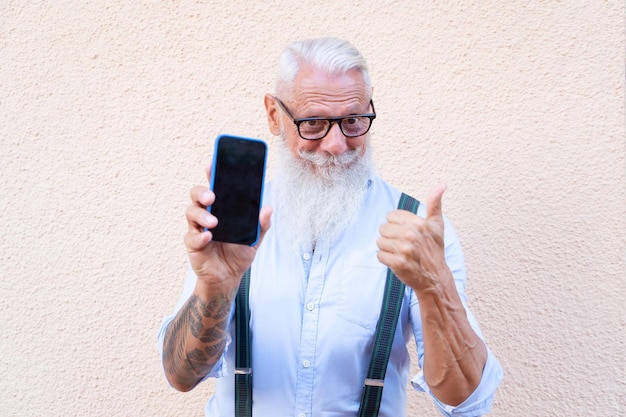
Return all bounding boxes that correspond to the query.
[297,148,362,168]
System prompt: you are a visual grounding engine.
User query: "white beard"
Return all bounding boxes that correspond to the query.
[272,136,374,251]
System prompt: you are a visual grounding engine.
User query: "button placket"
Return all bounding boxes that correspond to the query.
[294,243,329,416]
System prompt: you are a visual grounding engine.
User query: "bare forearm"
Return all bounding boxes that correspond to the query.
[417,277,487,406]
[163,290,232,392]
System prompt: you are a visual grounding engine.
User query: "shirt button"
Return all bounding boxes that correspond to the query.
[303,360,311,368]
[302,252,311,260]
[307,303,315,311]
[298,414,306,417]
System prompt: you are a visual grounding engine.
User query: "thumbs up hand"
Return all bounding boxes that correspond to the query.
[377,184,450,293]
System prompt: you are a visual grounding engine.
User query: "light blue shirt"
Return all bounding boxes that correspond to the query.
[158,176,503,416]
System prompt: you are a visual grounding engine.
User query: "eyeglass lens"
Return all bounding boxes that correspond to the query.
[299,117,371,140]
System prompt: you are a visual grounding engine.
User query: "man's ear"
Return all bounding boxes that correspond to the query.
[264,94,281,136]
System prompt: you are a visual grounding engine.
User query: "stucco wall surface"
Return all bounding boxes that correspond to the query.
[1,1,624,416]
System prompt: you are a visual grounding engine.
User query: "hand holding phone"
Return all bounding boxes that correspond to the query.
[208,134,267,246]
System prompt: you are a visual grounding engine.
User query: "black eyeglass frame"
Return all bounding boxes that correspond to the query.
[274,97,376,141]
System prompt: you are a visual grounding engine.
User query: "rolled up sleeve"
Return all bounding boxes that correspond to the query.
[411,348,503,416]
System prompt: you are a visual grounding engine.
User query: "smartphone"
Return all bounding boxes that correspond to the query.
[208,134,268,246]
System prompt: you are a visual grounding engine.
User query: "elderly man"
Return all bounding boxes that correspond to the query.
[158,37,502,417]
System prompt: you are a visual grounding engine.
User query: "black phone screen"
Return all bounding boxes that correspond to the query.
[209,135,267,245]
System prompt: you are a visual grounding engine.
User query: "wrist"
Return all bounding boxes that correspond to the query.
[413,266,456,302]
[194,273,241,303]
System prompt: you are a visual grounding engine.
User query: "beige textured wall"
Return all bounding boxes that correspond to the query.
[1,1,624,416]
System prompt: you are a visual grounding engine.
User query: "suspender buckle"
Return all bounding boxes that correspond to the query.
[364,378,384,387]
[234,368,252,375]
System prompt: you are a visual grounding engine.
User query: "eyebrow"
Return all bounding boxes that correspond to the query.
[296,103,371,119]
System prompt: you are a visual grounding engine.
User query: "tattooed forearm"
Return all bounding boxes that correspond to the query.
[163,293,232,390]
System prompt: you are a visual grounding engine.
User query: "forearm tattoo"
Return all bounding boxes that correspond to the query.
[163,294,231,388]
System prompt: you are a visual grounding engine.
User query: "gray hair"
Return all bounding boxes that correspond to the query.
[275,37,372,99]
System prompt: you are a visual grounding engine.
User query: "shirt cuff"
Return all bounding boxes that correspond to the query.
[411,348,503,416]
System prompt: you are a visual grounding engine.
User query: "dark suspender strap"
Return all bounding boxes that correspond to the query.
[397,192,420,216]
[235,268,252,417]
[358,192,420,417]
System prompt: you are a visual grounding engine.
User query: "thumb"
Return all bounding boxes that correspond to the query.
[426,183,447,221]
[254,205,273,248]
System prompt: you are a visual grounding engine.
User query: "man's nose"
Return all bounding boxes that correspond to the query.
[319,122,348,156]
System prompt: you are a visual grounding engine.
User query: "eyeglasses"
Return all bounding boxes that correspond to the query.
[274,97,376,140]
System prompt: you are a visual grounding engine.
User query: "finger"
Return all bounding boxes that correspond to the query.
[378,219,406,241]
[385,209,421,226]
[190,185,215,208]
[259,206,273,233]
[186,205,218,231]
[205,164,214,186]
[376,235,397,254]
[426,183,447,221]
[184,228,212,252]
[376,249,389,268]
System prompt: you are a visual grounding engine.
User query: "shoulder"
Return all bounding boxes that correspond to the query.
[365,176,401,206]
[367,176,429,218]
